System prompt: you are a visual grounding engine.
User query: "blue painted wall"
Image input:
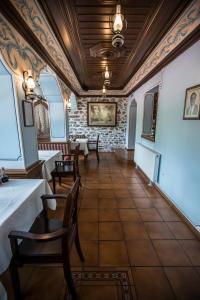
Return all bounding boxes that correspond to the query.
[0,60,24,168]
[131,40,200,226]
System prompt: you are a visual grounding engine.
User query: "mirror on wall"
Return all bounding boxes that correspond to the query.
[142,85,159,142]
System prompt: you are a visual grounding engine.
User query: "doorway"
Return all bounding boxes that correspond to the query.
[127,99,137,149]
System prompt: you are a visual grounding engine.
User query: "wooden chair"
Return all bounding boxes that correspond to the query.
[87,134,100,163]
[51,144,80,193]
[8,177,84,300]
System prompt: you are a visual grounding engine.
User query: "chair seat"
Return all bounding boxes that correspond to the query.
[18,216,76,261]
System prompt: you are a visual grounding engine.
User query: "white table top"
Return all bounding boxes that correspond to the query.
[71,139,89,155]
[38,150,62,181]
[38,150,61,159]
[0,179,55,274]
[0,179,45,226]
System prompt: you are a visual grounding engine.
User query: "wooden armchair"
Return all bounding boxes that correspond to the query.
[87,134,100,163]
[8,177,84,300]
[51,144,80,193]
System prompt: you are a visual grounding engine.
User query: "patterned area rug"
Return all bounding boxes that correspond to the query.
[65,270,134,300]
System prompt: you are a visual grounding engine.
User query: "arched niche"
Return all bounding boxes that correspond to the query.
[0,57,24,168]
[33,99,50,142]
[127,98,137,150]
[39,73,67,141]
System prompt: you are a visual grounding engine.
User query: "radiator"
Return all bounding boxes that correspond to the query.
[134,143,161,183]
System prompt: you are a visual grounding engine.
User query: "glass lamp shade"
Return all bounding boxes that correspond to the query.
[112,5,124,33]
[104,66,109,79]
[26,76,36,90]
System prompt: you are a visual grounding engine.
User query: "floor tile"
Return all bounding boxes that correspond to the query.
[81,197,98,208]
[167,222,196,239]
[138,208,163,221]
[179,240,200,265]
[127,240,160,266]
[132,267,175,300]
[71,241,99,267]
[99,209,120,222]
[165,267,200,300]
[153,240,191,266]
[118,209,141,221]
[79,222,98,240]
[123,222,149,240]
[151,197,170,208]
[116,198,136,208]
[98,198,117,208]
[133,197,153,208]
[79,209,98,222]
[144,222,174,239]
[99,222,123,240]
[99,241,129,266]
[157,208,181,221]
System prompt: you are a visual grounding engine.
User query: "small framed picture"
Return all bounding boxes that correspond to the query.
[183,85,200,120]
[22,100,34,127]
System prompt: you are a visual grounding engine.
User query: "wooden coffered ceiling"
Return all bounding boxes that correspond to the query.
[38,0,191,91]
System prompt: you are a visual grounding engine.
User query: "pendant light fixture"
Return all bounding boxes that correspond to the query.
[110,3,127,48]
[102,66,112,86]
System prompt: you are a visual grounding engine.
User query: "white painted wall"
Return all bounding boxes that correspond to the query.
[130,40,200,227]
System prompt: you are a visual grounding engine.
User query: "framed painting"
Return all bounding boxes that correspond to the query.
[22,100,34,127]
[87,102,117,127]
[183,85,200,120]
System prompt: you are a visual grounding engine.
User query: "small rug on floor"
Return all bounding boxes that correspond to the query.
[65,270,134,300]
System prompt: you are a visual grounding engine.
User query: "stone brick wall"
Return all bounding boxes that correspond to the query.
[68,97,127,151]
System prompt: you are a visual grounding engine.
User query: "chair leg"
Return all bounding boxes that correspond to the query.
[59,176,62,185]
[9,259,21,300]
[63,255,77,300]
[96,150,99,163]
[75,230,84,262]
[53,175,56,193]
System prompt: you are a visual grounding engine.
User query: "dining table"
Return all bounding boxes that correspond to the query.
[70,138,89,156]
[38,150,62,181]
[0,179,56,275]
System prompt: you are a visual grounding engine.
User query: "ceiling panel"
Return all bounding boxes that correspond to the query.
[39,0,191,91]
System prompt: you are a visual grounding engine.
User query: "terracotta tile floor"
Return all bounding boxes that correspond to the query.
[2,151,200,300]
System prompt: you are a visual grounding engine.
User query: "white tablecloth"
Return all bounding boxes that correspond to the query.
[39,150,62,181]
[0,179,55,274]
[71,138,88,155]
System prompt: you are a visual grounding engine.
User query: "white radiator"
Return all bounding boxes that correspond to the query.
[134,143,161,183]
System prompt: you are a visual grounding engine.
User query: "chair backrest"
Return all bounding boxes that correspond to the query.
[63,177,80,230]
[38,142,71,155]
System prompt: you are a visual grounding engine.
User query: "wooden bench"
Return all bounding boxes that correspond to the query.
[38,142,71,155]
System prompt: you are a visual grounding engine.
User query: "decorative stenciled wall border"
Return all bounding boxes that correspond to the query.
[11,0,82,93]
[123,0,200,95]
[0,14,45,78]
[8,0,200,96]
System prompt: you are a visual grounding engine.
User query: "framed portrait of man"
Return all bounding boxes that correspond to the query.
[87,102,117,126]
[183,85,200,120]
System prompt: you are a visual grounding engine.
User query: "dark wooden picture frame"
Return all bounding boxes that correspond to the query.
[87,102,117,127]
[22,100,34,127]
[183,84,200,120]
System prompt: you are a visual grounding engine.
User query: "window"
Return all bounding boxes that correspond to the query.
[142,85,159,142]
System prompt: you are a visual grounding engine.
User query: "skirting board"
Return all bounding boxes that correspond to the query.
[135,165,200,240]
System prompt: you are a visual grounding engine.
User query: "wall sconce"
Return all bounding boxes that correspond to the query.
[66,99,71,112]
[22,70,36,100]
